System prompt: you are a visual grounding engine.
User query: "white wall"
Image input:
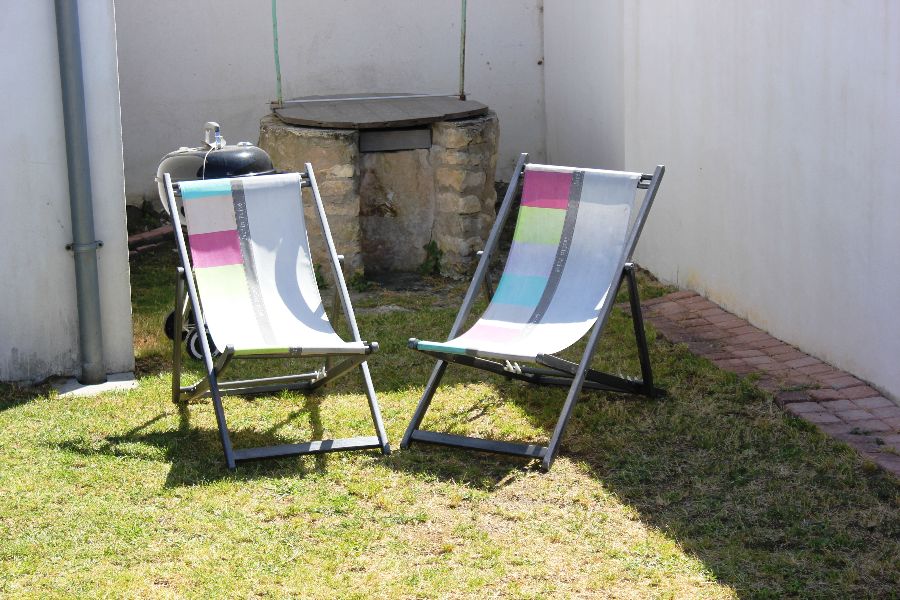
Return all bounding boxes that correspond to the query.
[544,0,624,170]
[0,1,133,381]
[623,1,900,398]
[543,1,900,399]
[115,0,546,204]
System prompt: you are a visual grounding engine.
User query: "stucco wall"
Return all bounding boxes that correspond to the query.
[544,0,624,170]
[543,1,900,398]
[625,1,900,399]
[115,0,545,205]
[0,1,133,381]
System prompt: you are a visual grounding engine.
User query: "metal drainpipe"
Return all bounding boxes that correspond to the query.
[54,0,106,384]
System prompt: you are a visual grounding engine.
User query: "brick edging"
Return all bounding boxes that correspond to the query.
[639,291,900,477]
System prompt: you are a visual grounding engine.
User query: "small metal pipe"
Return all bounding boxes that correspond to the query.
[624,263,655,393]
[458,0,467,100]
[271,0,283,107]
[54,0,105,384]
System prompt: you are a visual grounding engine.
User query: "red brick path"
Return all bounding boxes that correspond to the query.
[641,291,900,477]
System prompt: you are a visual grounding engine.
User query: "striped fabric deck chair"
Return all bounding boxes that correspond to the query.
[163,166,389,470]
[402,154,665,471]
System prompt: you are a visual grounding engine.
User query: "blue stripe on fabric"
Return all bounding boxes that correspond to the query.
[492,273,548,307]
[416,341,467,355]
[180,179,233,199]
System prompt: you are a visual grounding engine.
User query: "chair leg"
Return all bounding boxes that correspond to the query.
[359,361,391,454]
[199,344,236,470]
[400,360,449,449]
[624,264,657,396]
[172,268,186,404]
[542,307,612,471]
[207,370,237,470]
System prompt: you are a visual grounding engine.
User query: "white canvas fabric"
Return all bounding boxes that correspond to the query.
[415,165,641,362]
[179,173,366,356]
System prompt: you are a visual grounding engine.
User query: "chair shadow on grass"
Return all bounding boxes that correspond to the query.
[563,381,900,597]
[382,392,531,492]
[380,368,574,490]
[389,341,900,597]
[55,392,335,487]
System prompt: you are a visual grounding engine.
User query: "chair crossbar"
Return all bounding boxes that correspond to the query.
[233,436,383,462]
[171,176,312,197]
[535,354,663,397]
[413,349,655,396]
[408,430,548,459]
[177,354,369,401]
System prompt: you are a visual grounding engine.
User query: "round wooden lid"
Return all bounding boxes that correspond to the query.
[273,93,489,129]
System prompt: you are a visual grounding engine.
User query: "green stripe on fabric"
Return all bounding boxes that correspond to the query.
[512,206,566,245]
[233,347,291,357]
[193,264,251,305]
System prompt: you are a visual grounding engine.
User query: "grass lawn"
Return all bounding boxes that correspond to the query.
[1,246,898,598]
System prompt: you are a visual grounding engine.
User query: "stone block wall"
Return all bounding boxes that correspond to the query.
[258,115,364,275]
[258,111,499,279]
[430,115,499,276]
[359,149,435,272]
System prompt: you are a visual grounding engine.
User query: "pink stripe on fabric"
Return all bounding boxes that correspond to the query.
[465,321,523,343]
[189,229,243,268]
[521,170,572,209]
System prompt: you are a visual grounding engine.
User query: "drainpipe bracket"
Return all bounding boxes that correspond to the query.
[66,240,104,253]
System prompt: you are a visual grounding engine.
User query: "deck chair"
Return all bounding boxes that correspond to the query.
[402,154,665,471]
[163,167,390,470]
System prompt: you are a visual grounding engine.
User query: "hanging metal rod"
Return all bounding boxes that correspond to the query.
[271,0,283,107]
[458,0,467,100]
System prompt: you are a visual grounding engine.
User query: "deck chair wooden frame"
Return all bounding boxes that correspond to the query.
[401,154,665,471]
[164,166,389,470]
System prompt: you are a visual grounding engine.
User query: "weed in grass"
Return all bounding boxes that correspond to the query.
[419,240,443,276]
[347,272,370,293]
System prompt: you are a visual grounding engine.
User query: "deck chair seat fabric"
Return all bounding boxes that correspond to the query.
[180,174,364,357]
[414,165,641,362]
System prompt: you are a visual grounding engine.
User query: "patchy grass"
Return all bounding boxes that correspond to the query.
[0,246,897,598]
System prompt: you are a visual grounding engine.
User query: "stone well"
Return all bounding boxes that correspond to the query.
[258,111,498,278]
